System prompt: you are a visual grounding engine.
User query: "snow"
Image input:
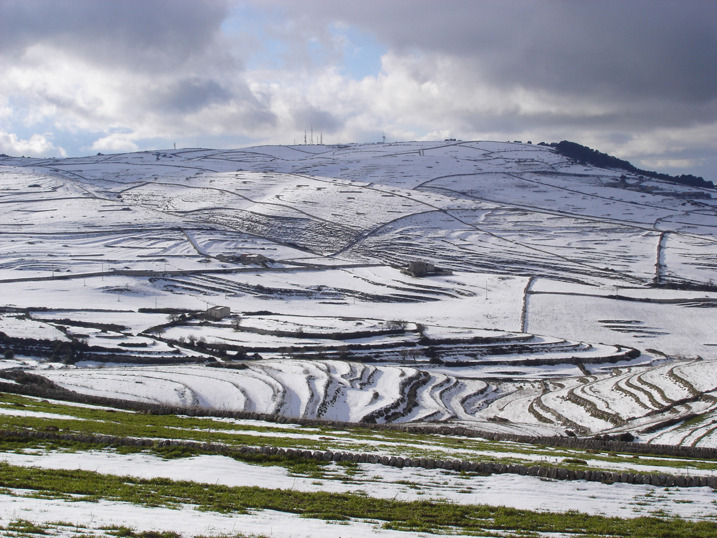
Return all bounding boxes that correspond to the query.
[0,407,86,420]
[526,290,717,360]
[0,314,68,341]
[1,449,716,524]
[1,139,716,443]
[0,494,436,538]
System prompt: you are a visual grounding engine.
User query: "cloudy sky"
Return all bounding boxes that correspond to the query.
[1,0,716,179]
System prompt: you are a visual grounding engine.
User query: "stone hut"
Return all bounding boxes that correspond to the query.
[206,305,230,320]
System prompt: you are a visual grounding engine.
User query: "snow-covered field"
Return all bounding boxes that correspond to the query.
[0,140,716,534]
[4,449,716,521]
[2,393,717,537]
[1,140,716,442]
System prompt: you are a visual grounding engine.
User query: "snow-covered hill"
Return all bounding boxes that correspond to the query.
[1,140,716,445]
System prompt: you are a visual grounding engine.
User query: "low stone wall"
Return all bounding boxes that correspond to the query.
[1,429,714,489]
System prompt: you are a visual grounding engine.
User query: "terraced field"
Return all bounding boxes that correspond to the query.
[0,140,716,445]
[2,140,717,536]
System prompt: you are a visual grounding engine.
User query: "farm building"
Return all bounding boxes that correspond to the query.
[240,254,268,265]
[206,305,230,320]
[402,260,453,278]
[407,261,433,277]
[216,253,270,266]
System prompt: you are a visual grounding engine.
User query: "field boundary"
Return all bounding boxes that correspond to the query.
[2,374,717,461]
[1,428,713,489]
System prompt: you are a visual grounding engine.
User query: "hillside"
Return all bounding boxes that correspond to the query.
[551,140,715,190]
[1,140,716,445]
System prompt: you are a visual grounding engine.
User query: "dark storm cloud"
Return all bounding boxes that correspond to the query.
[139,76,277,130]
[291,105,342,133]
[467,1,717,104]
[459,99,717,134]
[0,0,232,71]
[150,78,233,113]
[263,0,717,105]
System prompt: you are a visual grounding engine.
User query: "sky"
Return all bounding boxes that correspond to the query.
[0,0,716,180]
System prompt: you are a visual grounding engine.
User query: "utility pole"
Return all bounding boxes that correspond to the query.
[310,125,314,145]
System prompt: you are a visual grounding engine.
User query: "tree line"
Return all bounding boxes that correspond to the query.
[548,140,715,189]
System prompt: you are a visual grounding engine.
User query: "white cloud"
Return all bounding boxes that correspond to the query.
[639,158,702,171]
[0,40,273,145]
[3,45,120,129]
[0,131,66,157]
[90,134,139,154]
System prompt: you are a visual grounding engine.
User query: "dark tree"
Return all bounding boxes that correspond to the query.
[551,140,715,189]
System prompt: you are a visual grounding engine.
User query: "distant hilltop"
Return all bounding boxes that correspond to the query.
[546,140,715,190]
[1,139,713,191]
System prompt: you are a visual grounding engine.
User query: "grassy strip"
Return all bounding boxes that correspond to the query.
[0,519,241,537]
[0,519,264,538]
[2,431,711,489]
[0,437,334,478]
[0,462,716,537]
[3,391,717,474]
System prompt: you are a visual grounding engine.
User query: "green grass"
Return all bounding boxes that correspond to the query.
[0,519,264,538]
[0,520,239,538]
[2,390,716,477]
[105,528,182,538]
[3,391,717,536]
[0,462,716,537]
[0,436,337,478]
[5,519,51,536]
